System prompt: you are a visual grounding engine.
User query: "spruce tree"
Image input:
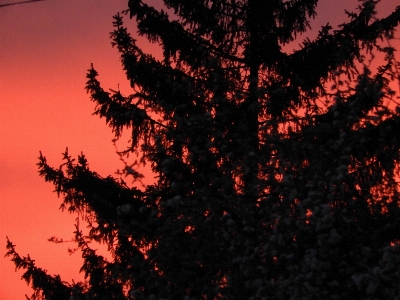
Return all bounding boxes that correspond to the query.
[6,0,400,299]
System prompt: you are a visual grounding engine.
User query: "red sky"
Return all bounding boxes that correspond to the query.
[0,1,398,299]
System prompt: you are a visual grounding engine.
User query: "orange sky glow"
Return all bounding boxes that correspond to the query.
[0,1,399,299]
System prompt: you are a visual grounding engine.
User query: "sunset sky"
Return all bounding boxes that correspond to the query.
[0,0,398,299]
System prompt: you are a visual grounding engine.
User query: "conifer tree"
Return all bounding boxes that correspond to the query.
[6,1,400,299]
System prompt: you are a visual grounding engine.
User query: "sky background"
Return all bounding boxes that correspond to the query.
[0,0,399,299]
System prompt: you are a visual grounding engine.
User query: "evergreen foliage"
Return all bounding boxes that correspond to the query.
[6,0,400,299]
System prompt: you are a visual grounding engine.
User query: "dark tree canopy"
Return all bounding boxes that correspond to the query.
[6,0,400,299]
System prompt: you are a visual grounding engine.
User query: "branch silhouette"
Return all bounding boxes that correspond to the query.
[0,0,44,8]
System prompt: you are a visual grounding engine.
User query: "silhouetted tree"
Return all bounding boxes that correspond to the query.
[6,0,400,299]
